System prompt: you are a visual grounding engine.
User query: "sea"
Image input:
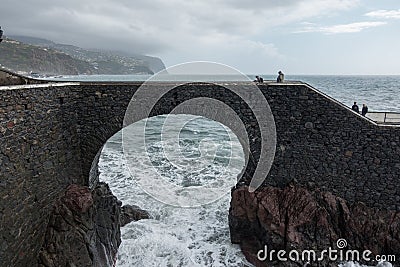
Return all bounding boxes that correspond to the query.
[52,75,400,266]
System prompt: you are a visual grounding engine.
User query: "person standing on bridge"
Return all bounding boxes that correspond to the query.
[254,76,264,83]
[277,71,284,83]
[362,104,368,116]
[0,26,3,43]
[352,102,359,113]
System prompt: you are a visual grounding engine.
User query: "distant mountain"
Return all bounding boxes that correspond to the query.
[0,35,166,75]
[0,38,95,75]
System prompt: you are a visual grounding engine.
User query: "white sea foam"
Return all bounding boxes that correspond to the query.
[99,115,250,266]
[99,145,249,266]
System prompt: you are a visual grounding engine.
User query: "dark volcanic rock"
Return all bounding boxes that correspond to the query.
[63,184,93,213]
[120,204,150,227]
[38,183,121,267]
[229,185,400,266]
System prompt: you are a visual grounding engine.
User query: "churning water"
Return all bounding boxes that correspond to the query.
[99,115,248,266]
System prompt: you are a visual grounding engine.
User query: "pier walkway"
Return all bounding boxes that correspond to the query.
[367,111,400,125]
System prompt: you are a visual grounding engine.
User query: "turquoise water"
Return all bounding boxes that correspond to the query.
[94,75,398,266]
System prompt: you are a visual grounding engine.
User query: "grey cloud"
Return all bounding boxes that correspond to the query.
[223,0,300,10]
[0,0,171,54]
[0,0,361,65]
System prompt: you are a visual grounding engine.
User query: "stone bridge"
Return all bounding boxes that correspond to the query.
[0,70,399,266]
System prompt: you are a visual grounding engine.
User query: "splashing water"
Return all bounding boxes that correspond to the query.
[99,115,250,266]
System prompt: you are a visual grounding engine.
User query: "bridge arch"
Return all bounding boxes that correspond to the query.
[86,82,277,200]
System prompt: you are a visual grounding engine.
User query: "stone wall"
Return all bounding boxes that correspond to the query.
[261,84,400,210]
[72,83,137,187]
[0,84,83,266]
[1,81,399,266]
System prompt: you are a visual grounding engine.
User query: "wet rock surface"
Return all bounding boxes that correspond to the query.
[229,185,400,266]
[38,183,121,267]
[120,204,151,227]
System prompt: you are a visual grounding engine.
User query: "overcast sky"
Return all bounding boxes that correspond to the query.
[1,0,399,74]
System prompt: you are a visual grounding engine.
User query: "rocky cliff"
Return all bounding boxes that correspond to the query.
[229,184,400,266]
[38,183,150,267]
[38,183,121,267]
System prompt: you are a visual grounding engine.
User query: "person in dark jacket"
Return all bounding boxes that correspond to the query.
[277,71,284,83]
[254,76,264,83]
[361,104,368,116]
[352,102,359,113]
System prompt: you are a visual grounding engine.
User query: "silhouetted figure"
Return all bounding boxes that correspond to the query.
[259,77,264,83]
[361,104,368,116]
[0,26,3,43]
[254,76,260,83]
[352,102,359,113]
[277,71,284,83]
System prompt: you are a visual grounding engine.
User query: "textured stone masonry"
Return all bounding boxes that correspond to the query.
[1,79,399,266]
[262,85,400,210]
